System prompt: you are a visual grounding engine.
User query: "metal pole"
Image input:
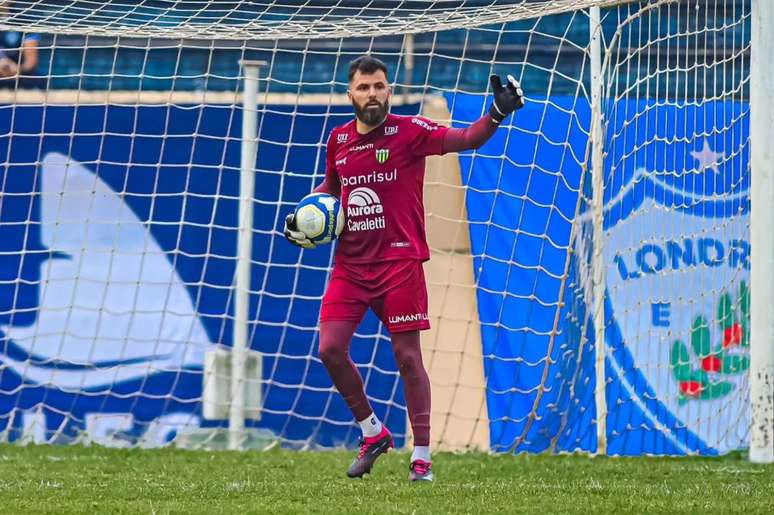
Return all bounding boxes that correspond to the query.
[230,60,265,451]
[589,5,607,456]
[750,0,774,464]
[403,34,414,104]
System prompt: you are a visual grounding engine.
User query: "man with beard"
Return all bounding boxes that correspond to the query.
[284,55,523,481]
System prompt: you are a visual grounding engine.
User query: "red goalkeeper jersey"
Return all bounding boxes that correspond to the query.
[321,113,450,265]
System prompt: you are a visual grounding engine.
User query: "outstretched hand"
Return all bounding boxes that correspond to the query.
[489,74,525,123]
[284,213,316,249]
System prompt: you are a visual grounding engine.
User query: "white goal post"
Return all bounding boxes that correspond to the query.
[749,0,774,464]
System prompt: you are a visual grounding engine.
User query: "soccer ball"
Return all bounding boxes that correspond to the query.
[293,192,345,245]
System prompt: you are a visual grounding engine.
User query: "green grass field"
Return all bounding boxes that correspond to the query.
[1,444,773,513]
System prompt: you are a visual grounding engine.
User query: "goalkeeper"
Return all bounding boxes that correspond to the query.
[285,55,523,482]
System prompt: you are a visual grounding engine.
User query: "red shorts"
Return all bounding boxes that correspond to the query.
[320,259,430,333]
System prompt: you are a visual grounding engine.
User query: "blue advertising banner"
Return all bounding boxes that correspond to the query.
[0,94,749,455]
[0,102,419,448]
[448,92,749,455]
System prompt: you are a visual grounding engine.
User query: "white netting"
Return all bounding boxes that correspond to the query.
[0,0,754,455]
[1,0,628,39]
[584,0,751,454]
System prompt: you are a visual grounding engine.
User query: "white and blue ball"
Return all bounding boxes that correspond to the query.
[294,192,345,245]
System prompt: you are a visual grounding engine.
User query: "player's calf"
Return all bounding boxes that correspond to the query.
[346,426,393,478]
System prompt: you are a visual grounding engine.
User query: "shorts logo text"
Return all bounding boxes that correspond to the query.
[388,312,429,325]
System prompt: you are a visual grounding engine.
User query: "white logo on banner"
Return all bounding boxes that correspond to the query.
[0,153,214,389]
[601,140,749,454]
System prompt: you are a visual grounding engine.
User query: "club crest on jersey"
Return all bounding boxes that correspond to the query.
[337,133,348,143]
[384,126,398,136]
[375,149,389,164]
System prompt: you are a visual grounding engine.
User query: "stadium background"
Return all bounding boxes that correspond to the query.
[0,1,751,456]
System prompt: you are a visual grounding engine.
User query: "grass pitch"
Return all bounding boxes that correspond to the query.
[1,444,773,513]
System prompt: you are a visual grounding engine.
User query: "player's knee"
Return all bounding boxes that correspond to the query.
[393,346,421,372]
[319,340,347,366]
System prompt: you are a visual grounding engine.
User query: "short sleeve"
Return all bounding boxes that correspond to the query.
[407,116,449,157]
[23,33,41,43]
[326,131,338,176]
[321,130,341,197]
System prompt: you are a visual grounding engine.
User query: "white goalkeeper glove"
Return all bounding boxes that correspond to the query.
[489,74,525,123]
[283,213,316,249]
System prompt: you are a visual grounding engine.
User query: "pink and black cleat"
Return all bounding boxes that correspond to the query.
[408,459,434,482]
[346,427,394,478]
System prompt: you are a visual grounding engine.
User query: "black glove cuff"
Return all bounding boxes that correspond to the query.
[489,102,506,123]
[285,213,298,231]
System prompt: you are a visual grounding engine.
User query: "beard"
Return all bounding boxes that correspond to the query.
[353,98,389,127]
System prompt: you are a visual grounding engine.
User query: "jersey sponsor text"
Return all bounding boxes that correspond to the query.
[347,186,386,232]
[411,118,436,131]
[349,142,374,152]
[340,169,397,187]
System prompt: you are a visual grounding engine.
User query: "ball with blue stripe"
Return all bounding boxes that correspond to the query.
[294,192,345,245]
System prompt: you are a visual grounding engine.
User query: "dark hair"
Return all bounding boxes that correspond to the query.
[348,55,388,82]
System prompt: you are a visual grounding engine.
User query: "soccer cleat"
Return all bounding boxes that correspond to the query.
[346,427,393,478]
[408,459,434,482]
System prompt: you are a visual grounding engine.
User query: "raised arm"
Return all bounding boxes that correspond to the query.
[442,74,525,154]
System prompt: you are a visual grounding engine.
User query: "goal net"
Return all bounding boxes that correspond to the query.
[0,0,757,455]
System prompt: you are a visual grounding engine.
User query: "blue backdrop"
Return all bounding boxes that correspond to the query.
[0,95,749,454]
[447,93,749,455]
[0,102,419,447]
